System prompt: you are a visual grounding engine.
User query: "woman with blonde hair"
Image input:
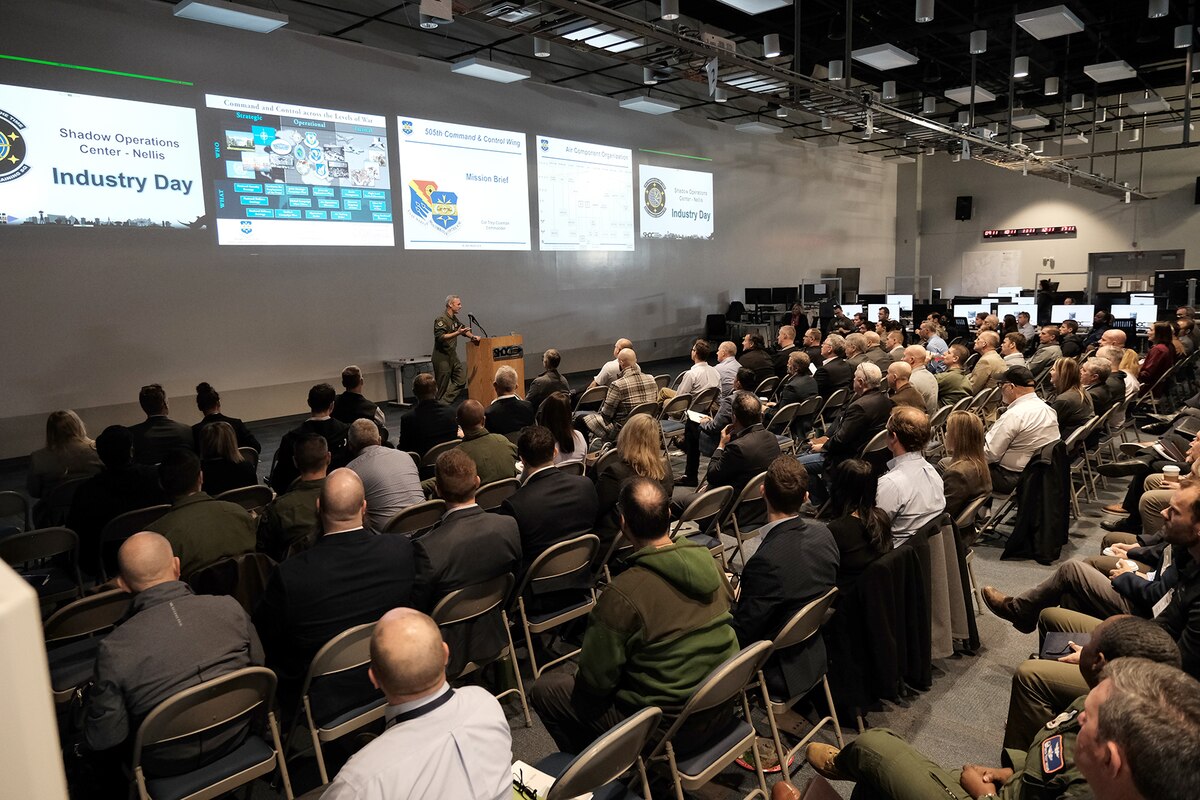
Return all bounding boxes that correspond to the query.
[27,410,102,498]
[198,421,258,496]
[593,413,673,553]
[1050,357,1093,440]
[939,410,992,523]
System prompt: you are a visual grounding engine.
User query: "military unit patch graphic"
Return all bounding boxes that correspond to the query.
[408,178,460,233]
[0,108,30,185]
[643,176,667,218]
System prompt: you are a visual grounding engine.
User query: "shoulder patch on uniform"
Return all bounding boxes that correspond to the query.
[435,319,446,329]
[1045,708,1078,730]
[1041,734,1065,774]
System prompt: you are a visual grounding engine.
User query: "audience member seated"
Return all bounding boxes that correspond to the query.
[843,332,868,368]
[714,340,742,399]
[540,391,587,465]
[809,648,1197,800]
[320,609,512,800]
[446,399,519,487]
[704,391,781,499]
[1001,332,1027,367]
[332,365,388,443]
[934,343,973,407]
[767,350,818,432]
[772,326,798,378]
[732,457,837,701]
[1084,309,1111,347]
[665,338,720,401]
[886,362,925,412]
[1059,318,1085,357]
[801,327,823,365]
[814,334,854,399]
[499,425,598,570]
[863,330,893,370]
[970,331,1006,395]
[903,346,938,413]
[586,337,633,390]
[253,468,415,712]
[1081,357,1117,419]
[198,421,258,497]
[817,459,891,590]
[1097,344,1138,429]
[67,426,166,574]
[485,365,535,436]
[1028,325,1064,377]
[982,552,1144,633]
[800,363,892,506]
[530,478,738,754]
[581,348,658,446]
[81,532,263,781]
[412,449,521,676]
[1016,310,1037,340]
[129,383,194,466]
[938,410,992,523]
[398,372,459,457]
[27,409,102,500]
[679,367,756,487]
[269,383,349,491]
[919,321,948,363]
[346,419,423,531]
[876,407,944,546]
[1179,316,1197,355]
[525,348,570,411]
[594,414,673,556]
[148,450,255,577]
[256,433,328,560]
[1050,358,1095,441]
[885,330,905,362]
[1139,321,1177,398]
[984,366,1059,494]
[739,332,775,386]
[192,381,261,453]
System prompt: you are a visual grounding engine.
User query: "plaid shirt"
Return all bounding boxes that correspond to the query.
[586,365,659,440]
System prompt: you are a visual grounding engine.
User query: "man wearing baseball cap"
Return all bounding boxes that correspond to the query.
[984,365,1060,494]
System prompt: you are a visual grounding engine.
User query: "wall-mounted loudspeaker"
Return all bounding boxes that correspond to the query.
[955,195,973,221]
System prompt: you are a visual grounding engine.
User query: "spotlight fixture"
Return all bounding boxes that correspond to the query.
[969,30,987,55]
[1071,92,1086,110]
[418,0,453,29]
[763,33,781,58]
[1013,56,1029,78]
[883,81,897,101]
[1148,0,1168,19]
[915,0,934,23]
[173,0,288,32]
[660,0,679,21]
[775,106,789,118]
[1044,76,1060,96]
[643,67,657,85]
[820,116,832,130]
[922,96,936,114]
[533,37,550,57]
[715,87,728,103]
[1176,25,1195,49]
[828,59,844,81]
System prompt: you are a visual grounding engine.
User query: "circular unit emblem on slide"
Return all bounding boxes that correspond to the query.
[0,109,30,184]
[270,137,292,155]
[643,177,667,218]
[303,132,320,147]
[308,147,324,163]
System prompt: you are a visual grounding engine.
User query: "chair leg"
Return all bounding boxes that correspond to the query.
[665,744,686,800]
[267,710,295,800]
[518,598,542,680]
[823,676,845,748]
[743,693,769,799]
[502,612,533,728]
[966,549,982,618]
[305,699,329,786]
[759,675,789,783]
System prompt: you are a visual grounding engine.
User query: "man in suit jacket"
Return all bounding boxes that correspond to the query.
[332,364,389,443]
[800,362,893,504]
[862,331,894,370]
[814,334,854,399]
[398,373,459,457]
[498,425,598,570]
[843,333,869,368]
[129,383,194,465]
[772,326,798,378]
[485,365,536,436]
[739,333,776,386]
[801,327,824,366]
[732,457,838,701]
[705,392,781,499]
[413,448,521,676]
[253,469,416,714]
[270,383,350,491]
[525,348,571,412]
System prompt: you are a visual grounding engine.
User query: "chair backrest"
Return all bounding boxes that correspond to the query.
[556,460,586,476]
[303,622,376,695]
[755,376,780,397]
[927,404,952,431]
[546,707,664,800]
[98,504,172,580]
[654,374,671,390]
[215,484,275,514]
[35,476,89,527]
[859,429,889,457]
[821,388,849,413]
[187,552,277,613]
[661,393,692,418]
[238,447,260,471]
[691,387,720,412]
[422,438,462,467]
[43,588,131,645]
[475,477,520,510]
[766,403,801,434]
[591,447,621,478]
[132,666,276,766]
[1037,439,1062,464]
[953,494,991,533]
[950,395,974,413]
[649,640,773,758]
[963,352,981,372]
[405,451,422,468]
[514,534,600,599]
[627,401,661,421]
[0,526,78,567]
[771,587,838,653]
[381,499,447,535]
[672,486,736,534]
[725,472,767,528]
[574,385,608,412]
[432,573,514,627]
[0,491,31,533]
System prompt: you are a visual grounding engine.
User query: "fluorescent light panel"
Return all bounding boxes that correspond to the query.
[450,56,530,83]
[560,25,643,53]
[944,85,996,104]
[1011,112,1050,129]
[851,43,919,70]
[1014,5,1085,40]
[714,0,792,14]
[1126,93,1171,114]
[1084,60,1137,82]
[173,0,287,32]
[736,120,780,134]
[619,95,679,114]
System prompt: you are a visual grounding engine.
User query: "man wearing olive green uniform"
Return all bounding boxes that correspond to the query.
[433,295,479,403]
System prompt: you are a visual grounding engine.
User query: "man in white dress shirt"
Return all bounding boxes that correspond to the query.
[713,340,742,399]
[321,608,512,800]
[663,339,721,402]
[984,366,1060,493]
[587,337,634,390]
[876,406,945,546]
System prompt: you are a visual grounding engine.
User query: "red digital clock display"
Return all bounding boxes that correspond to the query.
[983,226,1078,239]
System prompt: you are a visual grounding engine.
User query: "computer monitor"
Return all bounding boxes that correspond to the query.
[1130,293,1156,305]
[952,295,983,305]
[885,293,914,312]
[866,303,893,323]
[997,285,1024,298]
[954,304,995,326]
[858,293,886,304]
[1110,318,1137,339]
[996,301,1037,320]
[1050,304,1097,330]
[772,286,799,306]
[912,303,949,324]
[745,287,773,305]
[1110,304,1160,333]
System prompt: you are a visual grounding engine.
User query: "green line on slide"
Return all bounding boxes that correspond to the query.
[0,54,194,86]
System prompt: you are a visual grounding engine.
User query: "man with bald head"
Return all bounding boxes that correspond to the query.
[322,609,511,800]
[253,468,415,711]
[902,345,938,413]
[582,346,659,444]
[587,337,634,390]
[714,340,742,399]
[83,533,263,769]
[452,399,518,487]
[887,362,925,412]
[347,419,423,531]
[970,330,1007,395]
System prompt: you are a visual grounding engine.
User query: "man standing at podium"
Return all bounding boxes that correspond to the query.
[432,294,480,403]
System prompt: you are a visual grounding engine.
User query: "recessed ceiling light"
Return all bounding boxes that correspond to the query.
[944,85,997,104]
[560,24,643,53]
[450,57,530,83]
[851,43,919,70]
[1083,60,1137,83]
[173,0,288,32]
[736,120,780,134]
[1011,112,1050,129]
[1014,5,1085,40]
[619,95,680,114]
[1160,122,1196,133]
[714,0,792,14]
[1126,93,1171,114]
[884,154,917,163]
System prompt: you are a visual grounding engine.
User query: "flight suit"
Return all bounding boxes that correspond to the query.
[432,312,468,403]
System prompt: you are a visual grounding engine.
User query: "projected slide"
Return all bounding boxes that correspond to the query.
[536,136,634,251]
[638,164,713,240]
[205,94,393,246]
[0,83,203,227]
[397,117,530,250]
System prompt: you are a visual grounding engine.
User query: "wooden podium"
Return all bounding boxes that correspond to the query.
[467,334,525,405]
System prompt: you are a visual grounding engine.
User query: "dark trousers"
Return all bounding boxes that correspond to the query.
[989,464,1022,495]
[1121,458,1177,528]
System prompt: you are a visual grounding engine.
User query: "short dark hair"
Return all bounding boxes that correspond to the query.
[1094,617,1180,667]
[763,456,807,514]
[887,406,931,452]
[307,383,336,412]
[436,448,478,504]
[543,349,561,370]
[1004,332,1026,351]
[619,476,669,541]
[947,343,970,363]
[1042,325,1061,342]
[293,433,329,474]
[516,425,556,466]
[693,339,711,361]
[96,425,134,468]
[1061,318,1079,332]
[159,449,201,497]
[747,333,765,350]
[341,365,363,390]
[731,391,762,428]
[195,382,219,413]
[456,399,485,429]
[139,384,167,415]
[413,372,437,400]
[735,367,757,391]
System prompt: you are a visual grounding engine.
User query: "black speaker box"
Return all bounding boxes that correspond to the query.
[955,195,973,221]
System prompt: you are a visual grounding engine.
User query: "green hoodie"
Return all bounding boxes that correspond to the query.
[576,538,738,710]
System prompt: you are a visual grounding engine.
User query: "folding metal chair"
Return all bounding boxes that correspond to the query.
[766,403,802,455]
[98,504,171,581]
[815,389,848,433]
[654,374,671,391]
[422,438,462,470]
[0,526,83,605]
[33,476,89,528]
[532,707,663,800]
[476,477,520,510]
[513,533,600,679]
[0,490,31,534]
[755,376,780,400]
[238,447,261,471]
[721,472,767,572]
[659,393,693,450]
[573,386,609,417]
[44,589,132,705]
[556,460,586,476]
[380,498,446,536]
[216,484,275,515]
[671,486,735,569]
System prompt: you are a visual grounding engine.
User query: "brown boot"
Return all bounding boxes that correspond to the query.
[981,586,1038,634]
[805,743,846,781]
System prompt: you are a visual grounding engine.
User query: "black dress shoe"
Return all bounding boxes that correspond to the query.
[1097,461,1149,478]
[1101,517,1138,533]
[1140,421,1171,435]
[676,475,698,487]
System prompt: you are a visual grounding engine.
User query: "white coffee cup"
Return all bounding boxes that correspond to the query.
[1163,465,1182,481]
